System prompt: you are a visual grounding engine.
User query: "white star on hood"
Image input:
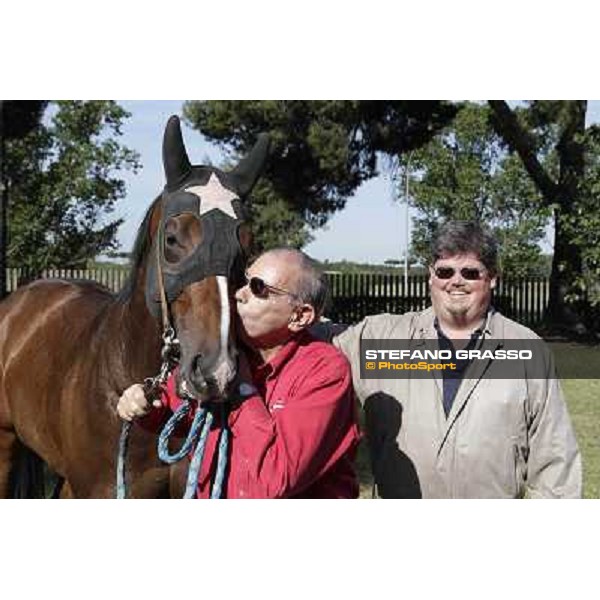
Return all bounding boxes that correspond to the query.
[185,173,239,219]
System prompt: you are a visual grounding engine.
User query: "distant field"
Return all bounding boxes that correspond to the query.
[357,341,600,499]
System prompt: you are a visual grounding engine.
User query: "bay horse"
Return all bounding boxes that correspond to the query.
[0,115,269,498]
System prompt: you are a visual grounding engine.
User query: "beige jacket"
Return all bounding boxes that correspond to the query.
[329,308,582,498]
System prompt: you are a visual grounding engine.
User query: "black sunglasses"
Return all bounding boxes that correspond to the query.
[245,272,299,299]
[434,266,486,281]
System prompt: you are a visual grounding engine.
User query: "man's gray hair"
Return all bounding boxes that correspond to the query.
[431,221,499,274]
[262,248,329,317]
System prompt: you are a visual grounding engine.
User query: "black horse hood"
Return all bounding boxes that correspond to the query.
[145,116,270,312]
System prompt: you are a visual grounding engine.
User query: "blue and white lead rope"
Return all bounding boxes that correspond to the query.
[116,401,230,499]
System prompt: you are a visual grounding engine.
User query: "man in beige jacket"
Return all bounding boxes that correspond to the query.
[328,221,581,498]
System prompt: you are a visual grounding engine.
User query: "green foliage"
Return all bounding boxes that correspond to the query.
[401,103,551,276]
[183,101,457,251]
[5,101,140,270]
[570,123,600,305]
[244,180,314,255]
[489,101,600,331]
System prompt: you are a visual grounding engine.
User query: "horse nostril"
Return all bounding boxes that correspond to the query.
[189,354,207,390]
[192,354,203,374]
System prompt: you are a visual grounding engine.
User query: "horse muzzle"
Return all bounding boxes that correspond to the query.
[177,354,237,404]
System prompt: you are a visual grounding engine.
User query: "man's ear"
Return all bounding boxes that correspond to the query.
[490,274,498,290]
[288,304,316,332]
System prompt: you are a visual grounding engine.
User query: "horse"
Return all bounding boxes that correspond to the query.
[0,115,269,498]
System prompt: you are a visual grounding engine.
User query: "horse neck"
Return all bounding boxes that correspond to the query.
[109,265,163,383]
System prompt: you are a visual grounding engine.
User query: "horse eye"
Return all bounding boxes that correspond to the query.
[237,223,253,251]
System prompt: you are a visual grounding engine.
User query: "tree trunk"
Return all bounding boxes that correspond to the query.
[488,100,588,333]
[547,209,584,329]
[547,101,587,332]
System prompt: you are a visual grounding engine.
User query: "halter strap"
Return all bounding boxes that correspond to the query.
[155,225,171,333]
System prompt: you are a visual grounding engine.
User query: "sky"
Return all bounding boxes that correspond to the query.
[113,100,600,265]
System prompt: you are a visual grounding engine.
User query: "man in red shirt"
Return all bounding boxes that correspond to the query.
[117,248,361,498]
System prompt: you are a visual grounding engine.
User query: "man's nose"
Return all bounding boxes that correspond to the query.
[235,285,249,303]
[449,272,467,284]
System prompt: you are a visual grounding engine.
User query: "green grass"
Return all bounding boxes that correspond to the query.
[562,378,600,499]
[357,341,600,498]
[539,341,599,499]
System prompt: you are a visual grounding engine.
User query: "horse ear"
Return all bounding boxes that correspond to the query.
[163,115,192,189]
[230,133,271,197]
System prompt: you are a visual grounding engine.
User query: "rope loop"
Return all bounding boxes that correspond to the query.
[157,402,206,464]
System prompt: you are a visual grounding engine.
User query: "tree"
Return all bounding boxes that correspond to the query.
[489,101,600,332]
[243,179,314,252]
[1,101,48,296]
[401,103,551,276]
[1,101,47,139]
[183,101,457,252]
[4,101,140,271]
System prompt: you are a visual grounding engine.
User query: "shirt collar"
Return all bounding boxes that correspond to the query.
[250,330,311,382]
[419,306,494,338]
[433,316,483,341]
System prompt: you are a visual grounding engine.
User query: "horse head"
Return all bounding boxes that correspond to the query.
[146,115,269,403]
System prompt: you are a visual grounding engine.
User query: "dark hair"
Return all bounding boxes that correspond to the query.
[295,255,329,318]
[431,221,498,274]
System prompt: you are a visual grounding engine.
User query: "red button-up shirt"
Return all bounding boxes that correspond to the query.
[140,331,361,498]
